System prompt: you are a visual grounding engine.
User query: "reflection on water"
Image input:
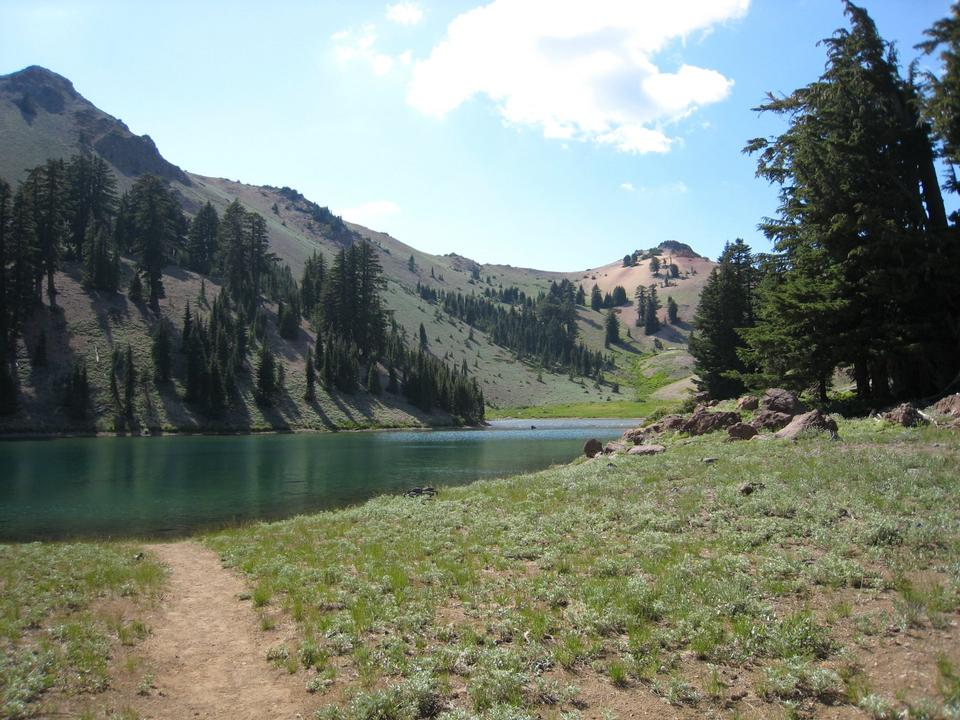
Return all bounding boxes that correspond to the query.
[0,419,637,541]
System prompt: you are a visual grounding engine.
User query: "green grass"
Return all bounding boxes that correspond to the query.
[0,542,165,719]
[204,418,960,719]
[487,398,670,419]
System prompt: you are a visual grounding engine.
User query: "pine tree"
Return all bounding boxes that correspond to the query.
[181,301,193,352]
[649,256,661,276]
[128,271,143,304]
[667,296,679,324]
[152,319,172,382]
[256,343,278,404]
[419,323,428,350]
[305,346,316,401]
[604,309,620,347]
[124,344,135,420]
[129,175,181,309]
[643,286,661,336]
[186,202,219,274]
[367,362,381,395]
[575,284,586,306]
[590,284,603,311]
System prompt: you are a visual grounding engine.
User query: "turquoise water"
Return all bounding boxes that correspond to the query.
[0,419,635,541]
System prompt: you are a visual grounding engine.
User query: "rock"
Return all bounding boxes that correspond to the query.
[627,444,666,456]
[736,395,759,411]
[932,393,960,419]
[404,486,437,498]
[750,409,794,431]
[621,428,648,445]
[882,403,927,427]
[761,388,805,415]
[693,391,710,403]
[774,409,839,441]
[682,409,741,436]
[583,438,603,458]
[603,441,628,455]
[403,486,437,498]
[739,481,763,495]
[702,457,719,464]
[727,422,758,441]
[636,414,685,435]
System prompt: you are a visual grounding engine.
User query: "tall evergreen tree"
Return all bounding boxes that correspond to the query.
[590,284,603,311]
[186,202,219,274]
[604,309,620,347]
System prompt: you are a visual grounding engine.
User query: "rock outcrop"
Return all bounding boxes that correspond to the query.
[627,444,666,456]
[750,409,794,431]
[683,409,741,436]
[584,438,603,458]
[932,394,960,419]
[728,422,759,441]
[882,403,927,427]
[736,395,759,411]
[761,388,805,415]
[774,409,839,441]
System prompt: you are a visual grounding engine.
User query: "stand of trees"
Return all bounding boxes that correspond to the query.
[691,2,960,402]
[419,279,609,379]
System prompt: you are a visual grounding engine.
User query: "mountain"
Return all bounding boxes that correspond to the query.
[0,66,715,431]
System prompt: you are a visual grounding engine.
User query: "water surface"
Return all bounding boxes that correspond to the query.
[0,419,635,541]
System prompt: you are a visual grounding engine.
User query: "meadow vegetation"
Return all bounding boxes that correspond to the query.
[202,418,960,719]
[0,543,164,718]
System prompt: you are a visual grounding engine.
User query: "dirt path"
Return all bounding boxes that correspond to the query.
[133,542,312,720]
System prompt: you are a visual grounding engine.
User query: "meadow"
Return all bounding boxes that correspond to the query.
[2,417,958,719]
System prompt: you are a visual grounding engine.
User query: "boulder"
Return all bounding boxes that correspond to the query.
[621,428,648,445]
[882,403,927,427]
[727,422,759,441]
[750,409,794,431]
[683,409,741,436]
[638,414,685,435]
[774,409,839,441]
[583,438,603,458]
[627,444,666,456]
[761,388,805,415]
[932,393,960,419]
[739,481,764,495]
[405,486,437,498]
[603,441,628,455]
[693,391,711,403]
[736,395,759,411]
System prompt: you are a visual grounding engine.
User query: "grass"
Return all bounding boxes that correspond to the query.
[0,542,164,719]
[201,417,960,719]
[487,398,669,419]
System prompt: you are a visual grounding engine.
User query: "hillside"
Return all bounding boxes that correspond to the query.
[0,66,716,431]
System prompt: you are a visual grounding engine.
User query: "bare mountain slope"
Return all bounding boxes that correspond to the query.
[0,65,715,428]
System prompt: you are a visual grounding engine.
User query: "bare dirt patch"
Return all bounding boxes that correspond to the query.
[127,541,317,720]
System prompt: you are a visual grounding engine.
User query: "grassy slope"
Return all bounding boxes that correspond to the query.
[199,419,960,720]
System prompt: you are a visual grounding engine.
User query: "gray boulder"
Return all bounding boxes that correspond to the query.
[761,388,805,415]
[728,422,759,441]
[774,409,838,441]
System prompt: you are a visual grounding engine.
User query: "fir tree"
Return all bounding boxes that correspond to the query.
[152,319,173,382]
[667,296,679,324]
[367,362,381,395]
[186,202,219,274]
[590,284,603,311]
[256,343,278,404]
[604,309,620,347]
[305,346,316,401]
[419,323,428,350]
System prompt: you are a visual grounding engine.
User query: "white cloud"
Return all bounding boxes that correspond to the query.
[406,0,748,153]
[333,26,396,76]
[628,180,689,195]
[620,181,635,192]
[340,200,401,228]
[387,2,424,26]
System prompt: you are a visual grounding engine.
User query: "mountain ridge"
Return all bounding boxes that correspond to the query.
[0,65,714,431]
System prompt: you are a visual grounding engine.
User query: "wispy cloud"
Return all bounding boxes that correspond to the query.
[623,180,689,196]
[620,181,635,192]
[386,2,424,26]
[332,26,397,76]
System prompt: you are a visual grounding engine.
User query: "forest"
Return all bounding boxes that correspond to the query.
[690,3,960,405]
[0,157,485,423]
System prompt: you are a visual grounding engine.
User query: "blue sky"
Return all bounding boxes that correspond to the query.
[0,0,953,269]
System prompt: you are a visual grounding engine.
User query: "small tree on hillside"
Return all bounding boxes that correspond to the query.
[604,309,620,347]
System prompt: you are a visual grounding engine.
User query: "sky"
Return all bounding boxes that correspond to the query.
[0,0,954,270]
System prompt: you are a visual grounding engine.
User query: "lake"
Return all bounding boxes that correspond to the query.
[0,419,637,541]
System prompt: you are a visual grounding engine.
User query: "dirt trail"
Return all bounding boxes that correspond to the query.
[134,542,311,720]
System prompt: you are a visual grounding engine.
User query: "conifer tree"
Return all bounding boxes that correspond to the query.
[590,284,603,311]
[256,343,278,404]
[667,296,679,324]
[305,347,316,401]
[604,310,619,347]
[124,344,135,420]
[152,319,173,382]
[419,323,428,350]
[186,202,219,274]
[367,362,381,395]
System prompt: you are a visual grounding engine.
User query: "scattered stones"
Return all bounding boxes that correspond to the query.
[882,403,928,427]
[683,409,741,436]
[736,395,759,411]
[750,409,794,431]
[761,388,806,415]
[627,444,666,456]
[702,457,719,464]
[404,486,437,498]
[727,422,758,441]
[639,414,686,435]
[932,393,960,419]
[774,409,839,441]
[583,438,603,458]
